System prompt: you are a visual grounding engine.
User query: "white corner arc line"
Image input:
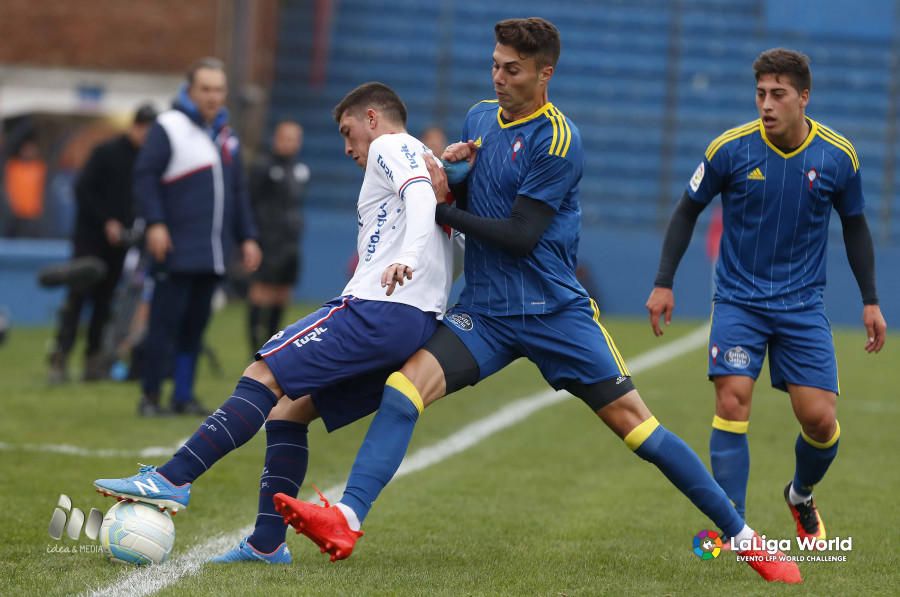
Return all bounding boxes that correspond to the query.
[84,325,709,597]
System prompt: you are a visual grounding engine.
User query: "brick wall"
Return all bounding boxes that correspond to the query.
[0,0,224,73]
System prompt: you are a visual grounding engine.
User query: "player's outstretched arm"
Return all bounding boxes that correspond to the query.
[423,153,554,257]
[862,304,887,353]
[645,287,675,337]
[838,213,886,352]
[647,193,705,336]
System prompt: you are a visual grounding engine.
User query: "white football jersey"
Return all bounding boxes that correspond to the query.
[341,133,454,314]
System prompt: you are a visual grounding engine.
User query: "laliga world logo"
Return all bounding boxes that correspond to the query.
[692,529,723,560]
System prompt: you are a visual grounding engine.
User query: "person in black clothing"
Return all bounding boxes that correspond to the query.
[48,104,157,383]
[247,120,309,351]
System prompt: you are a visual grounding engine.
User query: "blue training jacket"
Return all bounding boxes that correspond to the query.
[134,86,257,274]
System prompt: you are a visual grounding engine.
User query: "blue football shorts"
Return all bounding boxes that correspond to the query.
[257,296,438,431]
[708,301,839,394]
[440,297,630,390]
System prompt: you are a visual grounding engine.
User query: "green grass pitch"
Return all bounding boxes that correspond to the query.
[1,304,897,595]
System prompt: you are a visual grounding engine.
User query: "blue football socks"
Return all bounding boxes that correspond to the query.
[158,376,278,485]
[248,420,309,553]
[709,416,750,519]
[792,421,840,498]
[626,417,744,539]
[339,373,423,524]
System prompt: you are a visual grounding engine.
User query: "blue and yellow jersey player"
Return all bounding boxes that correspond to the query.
[275,18,801,584]
[647,49,887,544]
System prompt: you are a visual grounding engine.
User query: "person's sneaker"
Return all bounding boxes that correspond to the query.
[273,488,363,562]
[94,464,190,513]
[209,537,291,564]
[784,483,826,542]
[47,351,69,385]
[138,395,169,417]
[737,533,803,583]
[82,353,108,382]
[171,398,211,416]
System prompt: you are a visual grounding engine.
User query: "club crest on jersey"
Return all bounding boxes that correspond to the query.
[447,312,474,331]
[724,346,750,369]
[806,168,818,190]
[511,136,525,161]
[710,344,719,365]
[690,162,705,192]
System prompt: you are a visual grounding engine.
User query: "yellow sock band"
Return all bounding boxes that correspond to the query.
[624,416,660,451]
[801,420,840,449]
[712,415,749,434]
[386,371,423,414]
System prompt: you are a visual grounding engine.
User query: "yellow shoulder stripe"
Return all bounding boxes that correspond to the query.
[705,120,760,161]
[469,99,499,111]
[816,124,859,171]
[544,107,572,158]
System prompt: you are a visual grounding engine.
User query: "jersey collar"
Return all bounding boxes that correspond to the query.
[496,102,555,129]
[759,117,818,159]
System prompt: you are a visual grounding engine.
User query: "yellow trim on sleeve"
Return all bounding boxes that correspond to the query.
[546,110,560,155]
[554,107,573,157]
[761,118,818,159]
[816,123,860,171]
[624,416,661,451]
[386,371,424,414]
[712,415,749,434]
[801,420,841,449]
[705,120,759,161]
[497,101,555,129]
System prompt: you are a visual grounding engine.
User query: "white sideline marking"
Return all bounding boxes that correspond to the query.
[84,325,709,597]
[0,437,191,459]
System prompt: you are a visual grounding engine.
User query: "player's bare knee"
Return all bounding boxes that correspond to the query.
[597,390,652,439]
[243,359,283,397]
[398,351,446,408]
[269,394,319,425]
[714,377,752,420]
[798,410,837,443]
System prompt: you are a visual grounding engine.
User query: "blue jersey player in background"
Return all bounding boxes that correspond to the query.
[275,18,800,584]
[646,48,887,544]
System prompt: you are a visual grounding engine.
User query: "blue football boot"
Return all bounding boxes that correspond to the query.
[209,537,292,564]
[94,464,191,513]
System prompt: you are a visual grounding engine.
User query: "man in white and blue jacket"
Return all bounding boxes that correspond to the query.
[134,57,261,416]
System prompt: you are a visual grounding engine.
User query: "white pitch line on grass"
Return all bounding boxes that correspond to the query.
[84,324,709,597]
[0,437,191,459]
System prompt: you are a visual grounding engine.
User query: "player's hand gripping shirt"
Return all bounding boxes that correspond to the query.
[458,100,586,316]
[688,118,863,310]
[342,133,453,314]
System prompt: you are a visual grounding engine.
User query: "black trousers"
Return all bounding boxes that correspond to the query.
[140,271,220,397]
[53,240,126,357]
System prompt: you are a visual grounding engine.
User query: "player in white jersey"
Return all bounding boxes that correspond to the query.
[93,82,457,564]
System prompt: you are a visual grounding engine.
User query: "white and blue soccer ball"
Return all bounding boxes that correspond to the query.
[99,501,175,565]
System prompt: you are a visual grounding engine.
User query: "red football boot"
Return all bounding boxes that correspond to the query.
[737,534,803,584]
[785,483,826,543]
[273,487,363,562]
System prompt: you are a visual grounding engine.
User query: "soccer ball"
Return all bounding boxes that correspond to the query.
[99,501,175,565]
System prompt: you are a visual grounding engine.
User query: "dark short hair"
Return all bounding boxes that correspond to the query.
[133,103,157,125]
[494,17,561,68]
[753,48,811,93]
[186,57,226,86]
[332,82,407,125]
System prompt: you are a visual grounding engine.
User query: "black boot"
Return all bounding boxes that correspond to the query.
[138,393,168,417]
[47,350,69,385]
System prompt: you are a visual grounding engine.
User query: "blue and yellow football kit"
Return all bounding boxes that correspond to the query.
[689,117,863,392]
[441,100,629,391]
